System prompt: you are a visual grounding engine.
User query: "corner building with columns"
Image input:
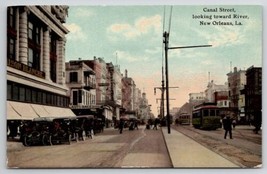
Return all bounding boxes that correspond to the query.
[7,6,75,120]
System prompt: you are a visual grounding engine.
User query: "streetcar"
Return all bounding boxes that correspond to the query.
[176,113,190,125]
[192,103,222,130]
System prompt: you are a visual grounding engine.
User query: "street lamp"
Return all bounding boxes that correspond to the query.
[163,31,212,134]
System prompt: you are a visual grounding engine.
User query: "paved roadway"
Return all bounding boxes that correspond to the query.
[7,125,172,168]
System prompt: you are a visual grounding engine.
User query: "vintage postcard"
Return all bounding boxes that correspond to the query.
[6,5,262,169]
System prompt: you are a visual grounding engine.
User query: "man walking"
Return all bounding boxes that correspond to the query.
[118,119,124,134]
[223,116,233,139]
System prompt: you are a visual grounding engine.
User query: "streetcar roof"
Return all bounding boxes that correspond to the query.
[193,105,221,111]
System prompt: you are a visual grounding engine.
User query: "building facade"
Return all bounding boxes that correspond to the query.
[65,60,96,114]
[7,6,75,120]
[121,70,136,117]
[205,80,228,103]
[227,67,246,117]
[242,66,262,125]
[189,92,205,105]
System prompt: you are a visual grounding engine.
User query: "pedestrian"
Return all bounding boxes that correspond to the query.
[223,116,233,139]
[134,121,138,130]
[118,119,124,134]
[153,119,158,130]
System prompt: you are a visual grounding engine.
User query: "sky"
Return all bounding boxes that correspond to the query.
[64,5,262,116]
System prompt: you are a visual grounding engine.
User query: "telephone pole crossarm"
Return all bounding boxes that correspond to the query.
[163,30,212,134]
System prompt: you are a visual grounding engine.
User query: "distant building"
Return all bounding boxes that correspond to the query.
[139,92,151,121]
[227,67,246,117]
[205,80,228,103]
[121,69,136,118]
[106,63,122,121]
[189,92,205,105]
[135,88,142,119]
[7,6,75,121]
[241,66,262,125]
[214,91,229,108]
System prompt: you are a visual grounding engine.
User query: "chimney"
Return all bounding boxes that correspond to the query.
[234,67,237,72]
[125,69,128,78]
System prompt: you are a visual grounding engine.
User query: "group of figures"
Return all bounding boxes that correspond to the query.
[118,119,139,134]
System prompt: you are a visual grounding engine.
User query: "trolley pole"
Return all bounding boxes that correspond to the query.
[163,31,212,134]
[163,31,171,134]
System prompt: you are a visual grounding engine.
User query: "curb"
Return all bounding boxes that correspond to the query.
[160,127,174,168]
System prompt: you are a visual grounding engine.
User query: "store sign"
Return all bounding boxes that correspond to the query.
[7,59,45,79]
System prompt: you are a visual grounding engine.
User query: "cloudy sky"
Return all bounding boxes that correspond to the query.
[64,5,262,116]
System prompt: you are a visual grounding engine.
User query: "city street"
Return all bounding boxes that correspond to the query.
[7,125,172,168]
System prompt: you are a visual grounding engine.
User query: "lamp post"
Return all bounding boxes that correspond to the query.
[163,31,212,134]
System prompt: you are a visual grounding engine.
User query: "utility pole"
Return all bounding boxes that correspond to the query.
[163,31,212,134]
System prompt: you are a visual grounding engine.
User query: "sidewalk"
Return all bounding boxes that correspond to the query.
[161,127,239,168]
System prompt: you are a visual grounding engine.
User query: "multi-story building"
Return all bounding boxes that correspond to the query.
[106,63,122,121]
[65,60,96,115]
[121,69,137,118]
[227,67,246,116]
[214,91,229,108]
[205,80,228,103]
[241,66,262,125]
[139,92,151,121]
[7,6,75,121]
[68,58,114,123]
[189,92,205,105]
[135,88,142,119]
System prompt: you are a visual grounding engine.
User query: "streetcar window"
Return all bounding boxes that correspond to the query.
[216,110,220,116]
[210,109,215,116]
[203,109,209,116]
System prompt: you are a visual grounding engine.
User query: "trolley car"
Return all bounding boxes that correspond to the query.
[192,103,222,130]
[176,113,190,125]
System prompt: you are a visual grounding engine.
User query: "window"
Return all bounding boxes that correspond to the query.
[12,84,19,101]
[42,93,47,104]
[78,90,82,103]
[7,8,16,29]
[7,37,16,60]
[203,109,209,117]
[70,72,78,82]
[50,60,57,83]
[28,19,40,70]
[25,88,31,102]
[210,109,215,116]
[50,33,57,83]
[7,7,17,60]
[19,87,25,101]
[73,91,78,105]
[28,22,33,40]
[7,83,12,100]
[37,91,42,103]
[32,90,37,103]
[28,48,33,67]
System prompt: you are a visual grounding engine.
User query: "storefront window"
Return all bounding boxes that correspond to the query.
[12,84,19,101]
[7,83,12,100]
[19,87,25,101]
[25,88,31,102]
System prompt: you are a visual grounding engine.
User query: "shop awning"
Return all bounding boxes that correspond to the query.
[6,102,22,120]
[7,101,76,120]
[8,101,38,120]
[43,105,76,117]
[31,104,50,117]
